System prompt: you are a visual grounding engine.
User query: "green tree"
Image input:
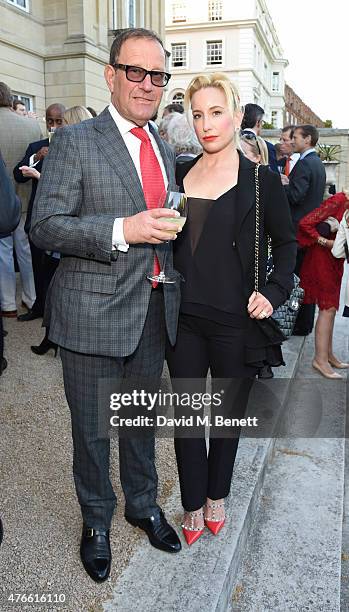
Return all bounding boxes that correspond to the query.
[324,119,333,128]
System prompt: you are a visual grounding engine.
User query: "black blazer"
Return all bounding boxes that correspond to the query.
[176,152,297,311]
[284,151,326,232]
[13,137,49,233]
[0,151,21,238]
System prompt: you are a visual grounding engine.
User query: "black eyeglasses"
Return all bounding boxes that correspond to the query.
[112,63,171,87]
[240,131,261,154]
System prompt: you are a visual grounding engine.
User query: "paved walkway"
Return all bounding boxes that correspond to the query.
[0,308,178,611]
[1,297,347,611]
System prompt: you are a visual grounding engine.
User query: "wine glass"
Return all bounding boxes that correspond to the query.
[48,128,56,143]
[147,190,188,284]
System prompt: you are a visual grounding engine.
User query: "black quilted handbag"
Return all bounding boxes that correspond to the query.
[254,165,304,341]
[271,274,304,340]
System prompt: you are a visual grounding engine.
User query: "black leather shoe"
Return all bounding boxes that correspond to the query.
[17,309,43,322]
[125,510,181,553]
[80,526,111,582]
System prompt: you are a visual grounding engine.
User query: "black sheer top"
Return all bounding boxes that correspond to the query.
[175,160,248,327]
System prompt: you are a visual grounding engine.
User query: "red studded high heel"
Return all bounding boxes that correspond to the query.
[181,509,204,546]
[204,500,225,536]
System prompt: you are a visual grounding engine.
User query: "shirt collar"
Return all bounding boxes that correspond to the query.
[243,128,257,135]
[300,147,316,160]
[108,102,151,137]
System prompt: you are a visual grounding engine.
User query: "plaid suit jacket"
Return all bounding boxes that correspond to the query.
[30,107,180,356]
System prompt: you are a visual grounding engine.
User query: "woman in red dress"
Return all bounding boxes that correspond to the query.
[297,192,349,378]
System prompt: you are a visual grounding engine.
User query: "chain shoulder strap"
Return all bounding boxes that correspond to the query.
[254,163,261,293]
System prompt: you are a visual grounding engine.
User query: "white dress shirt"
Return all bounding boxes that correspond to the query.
[299,147,316,161]
[108,103,168,252]
[289,152,300,172]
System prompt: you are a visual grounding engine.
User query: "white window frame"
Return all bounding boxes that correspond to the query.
[126,0,136,28]
[12,92,34,112]
[171,43,187,69]
[112,0,118,28]
[6,0,29,11]
[172,92,185,106]
[206,39,223,66]
[271,110,278,127]
[208,0,223,21]
[172,1,186,23]
[272,72,280,93]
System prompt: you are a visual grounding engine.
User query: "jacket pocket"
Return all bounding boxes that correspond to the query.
[59,271,117,294]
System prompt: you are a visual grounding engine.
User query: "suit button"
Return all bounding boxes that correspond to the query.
[232,241,236,248]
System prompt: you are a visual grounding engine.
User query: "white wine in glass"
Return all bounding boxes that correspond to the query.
[147,191,188,284]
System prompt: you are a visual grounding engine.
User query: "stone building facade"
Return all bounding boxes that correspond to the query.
[0,0,164,125]
[284,83,324,127]
[165,0,287,127]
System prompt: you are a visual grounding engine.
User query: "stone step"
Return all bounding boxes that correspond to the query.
[103,337,305,612]
[230,318,348,612]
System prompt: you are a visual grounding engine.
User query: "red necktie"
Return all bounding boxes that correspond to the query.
[285,156,291,177]
[131,127,165,286]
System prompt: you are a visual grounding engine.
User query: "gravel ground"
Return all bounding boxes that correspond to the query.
[0,308,178,612]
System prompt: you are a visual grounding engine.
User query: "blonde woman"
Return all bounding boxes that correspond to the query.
[166,73,296,545]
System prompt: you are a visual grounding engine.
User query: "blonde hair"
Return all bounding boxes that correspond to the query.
[184,73,241,115]
[63,105,92,126]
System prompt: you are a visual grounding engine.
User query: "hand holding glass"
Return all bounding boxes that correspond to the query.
[147,191,188,284]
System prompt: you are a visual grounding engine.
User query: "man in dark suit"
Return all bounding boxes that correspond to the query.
[282,124,326,335]
[31,28,182,582]
[13,103,65,321]
[241,103,278,172]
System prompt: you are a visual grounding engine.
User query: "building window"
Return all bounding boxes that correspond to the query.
[208,0,222,21]
[12,93,33,112]
[206,40,222,65]
[171,43,187,68]
[272,72,280,93]
[127,0,135,27]
[271,111,278,127]
[6,0,29,10]
[172,1,186,23]
[172,92,184,105]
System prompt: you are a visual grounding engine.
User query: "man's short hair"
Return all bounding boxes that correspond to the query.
[109,28,165,65]
[0,82,13,108]
[295,124,319,147]
[241,103,264,130]
[13,100,25,111]
[282,124,296,139]
[164,103,184,115]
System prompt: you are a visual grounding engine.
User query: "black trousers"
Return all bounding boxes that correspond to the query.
[294,248,315,334]
[166,313,254,511]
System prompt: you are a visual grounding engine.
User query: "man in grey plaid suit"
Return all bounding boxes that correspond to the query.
[30,28,182,582]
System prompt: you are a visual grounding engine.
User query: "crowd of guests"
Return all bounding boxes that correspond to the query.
[1,26,348,583]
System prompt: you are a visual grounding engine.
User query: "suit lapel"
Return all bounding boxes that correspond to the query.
[93,108,146,213]
[235,152,256,237]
